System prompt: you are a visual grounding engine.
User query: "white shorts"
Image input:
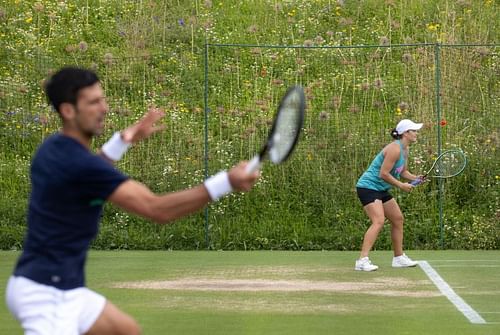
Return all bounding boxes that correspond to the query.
[6,276,106,335]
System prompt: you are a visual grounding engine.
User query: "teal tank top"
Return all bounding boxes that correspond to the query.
[356,140,405,191]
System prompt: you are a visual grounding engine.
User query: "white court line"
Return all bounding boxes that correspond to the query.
[419,261,486,324]
[432,265,500,268]
[423,260,500,263]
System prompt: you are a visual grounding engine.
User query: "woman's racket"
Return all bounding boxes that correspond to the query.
[411,149,467,186]
[246,86,306,173]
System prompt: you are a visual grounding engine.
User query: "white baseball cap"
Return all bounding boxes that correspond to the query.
[396,119,423,135]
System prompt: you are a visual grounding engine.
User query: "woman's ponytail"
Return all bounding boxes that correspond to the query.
[390,128,401,139]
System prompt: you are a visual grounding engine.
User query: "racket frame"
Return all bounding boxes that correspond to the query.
[246,86,306,172]
[411,149,467,185]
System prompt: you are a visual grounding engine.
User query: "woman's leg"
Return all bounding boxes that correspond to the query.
[382,198,404,257]
[383,198,418,267]
[360,200,386,258]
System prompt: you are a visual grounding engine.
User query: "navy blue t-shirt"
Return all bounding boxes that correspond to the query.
[13,134,128,290]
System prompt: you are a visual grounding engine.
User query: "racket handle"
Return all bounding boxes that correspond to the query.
[246,155,261,173]
[410,178,423,186]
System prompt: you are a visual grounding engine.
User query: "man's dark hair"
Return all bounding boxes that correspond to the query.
[45,67,100,113]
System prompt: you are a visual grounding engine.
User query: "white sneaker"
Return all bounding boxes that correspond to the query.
[392,253,418,268]
[355,257,379,272]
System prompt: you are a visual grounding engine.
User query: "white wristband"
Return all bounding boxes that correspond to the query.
[101,132,131,161]
[204,171,233,201]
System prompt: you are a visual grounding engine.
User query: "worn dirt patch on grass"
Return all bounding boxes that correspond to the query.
[111,277,439,297]
[154,296,354,314]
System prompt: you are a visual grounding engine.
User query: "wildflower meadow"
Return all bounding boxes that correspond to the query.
[0,0,498,250]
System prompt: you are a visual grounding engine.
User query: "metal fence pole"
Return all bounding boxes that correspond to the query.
[203,41,210,249]
[434,43,444,249]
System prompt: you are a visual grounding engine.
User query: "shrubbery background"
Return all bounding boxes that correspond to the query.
[0,1,498,250]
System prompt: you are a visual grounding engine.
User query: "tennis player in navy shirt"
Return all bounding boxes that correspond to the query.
[6,67,259,335]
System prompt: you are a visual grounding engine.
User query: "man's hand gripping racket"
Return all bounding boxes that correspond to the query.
[245,86,306,173]
[411,149,467,186]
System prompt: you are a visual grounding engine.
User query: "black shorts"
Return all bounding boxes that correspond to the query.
[356,187,393,207]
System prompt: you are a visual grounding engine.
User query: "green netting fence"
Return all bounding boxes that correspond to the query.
[0,43,498,250]
[203,43,498,250]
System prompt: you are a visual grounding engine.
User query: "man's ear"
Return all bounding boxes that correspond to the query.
[59,102,75,121]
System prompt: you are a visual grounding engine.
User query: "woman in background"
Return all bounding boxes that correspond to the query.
[355,119,423,271]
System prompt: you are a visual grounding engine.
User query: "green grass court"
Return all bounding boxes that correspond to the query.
[1,250,499,334]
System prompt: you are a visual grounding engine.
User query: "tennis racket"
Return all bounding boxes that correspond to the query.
[246,86,306,173]
[411,149,467,186]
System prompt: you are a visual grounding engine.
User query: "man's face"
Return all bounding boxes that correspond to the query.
[73,83,108,137]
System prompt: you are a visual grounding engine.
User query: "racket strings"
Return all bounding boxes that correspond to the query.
[269,89,304,163]
[432,151,466,177]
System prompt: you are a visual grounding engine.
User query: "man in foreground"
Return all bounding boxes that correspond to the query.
[6,67,259,335]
